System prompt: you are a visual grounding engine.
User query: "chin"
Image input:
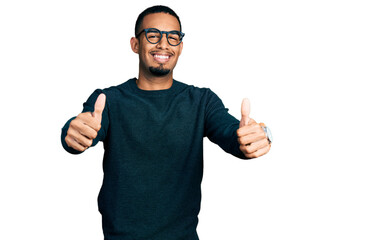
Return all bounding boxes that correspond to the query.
[149,66,171,77]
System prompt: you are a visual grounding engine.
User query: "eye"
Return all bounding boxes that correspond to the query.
[148,35,159,39]
[169,36,178,40]
[147,32,161,39]
[168,33,180,41]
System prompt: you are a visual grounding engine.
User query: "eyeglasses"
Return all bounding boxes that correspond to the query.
[136,28,185,46]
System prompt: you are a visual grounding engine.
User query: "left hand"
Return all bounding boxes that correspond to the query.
[237,98,271,158]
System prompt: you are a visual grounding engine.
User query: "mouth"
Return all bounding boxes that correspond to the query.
[151,52,172,64]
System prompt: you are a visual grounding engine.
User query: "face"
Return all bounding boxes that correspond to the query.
[131,13,183,78]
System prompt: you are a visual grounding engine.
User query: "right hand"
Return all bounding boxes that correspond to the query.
[65,93,106,152]
[237,98,270,158]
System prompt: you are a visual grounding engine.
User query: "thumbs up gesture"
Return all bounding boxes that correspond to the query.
[237,98,271,158]
[65,94,106,152]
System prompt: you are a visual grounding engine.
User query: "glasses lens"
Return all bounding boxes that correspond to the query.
[167,31,182,46]
[146,29,161,44]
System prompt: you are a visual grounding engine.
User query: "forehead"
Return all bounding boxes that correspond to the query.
[141,13,180,31]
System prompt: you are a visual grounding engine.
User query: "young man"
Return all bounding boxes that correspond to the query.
[61,5,271,240]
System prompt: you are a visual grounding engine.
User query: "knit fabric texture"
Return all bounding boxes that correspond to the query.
[61,78,246,240]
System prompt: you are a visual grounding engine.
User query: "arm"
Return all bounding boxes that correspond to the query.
[204,90,247,159]
[204,91,271,159]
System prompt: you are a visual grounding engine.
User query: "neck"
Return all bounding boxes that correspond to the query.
[136,71,173,91]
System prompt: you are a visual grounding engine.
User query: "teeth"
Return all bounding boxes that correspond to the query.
[154,54,169,59]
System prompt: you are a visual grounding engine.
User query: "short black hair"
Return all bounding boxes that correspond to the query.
[135,5,182,37]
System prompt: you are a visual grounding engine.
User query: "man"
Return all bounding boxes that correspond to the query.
[61,5,271,240]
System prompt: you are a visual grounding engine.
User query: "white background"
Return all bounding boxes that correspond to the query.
[1,0,366,239]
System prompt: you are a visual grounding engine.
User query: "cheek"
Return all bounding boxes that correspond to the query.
[171,52,181,64]
[138,47,152,62]
[138,45,146,56]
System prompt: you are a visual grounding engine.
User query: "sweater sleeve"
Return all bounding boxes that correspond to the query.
[61,89,109,154]
[204,89,248,159]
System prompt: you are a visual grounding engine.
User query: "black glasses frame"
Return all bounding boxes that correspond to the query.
[136,28,185,46]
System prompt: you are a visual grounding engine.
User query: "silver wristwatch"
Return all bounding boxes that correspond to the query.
[261,125,273,144]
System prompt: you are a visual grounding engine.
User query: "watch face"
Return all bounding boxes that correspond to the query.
[262,126,273,143]
[266,127,273,143]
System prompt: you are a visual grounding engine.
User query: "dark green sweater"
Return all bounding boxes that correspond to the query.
[61,78,246,240]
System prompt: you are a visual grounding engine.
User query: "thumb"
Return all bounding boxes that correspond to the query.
[92,93,106,122]
[240,98,250,127]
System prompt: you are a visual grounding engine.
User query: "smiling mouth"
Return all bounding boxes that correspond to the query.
[151,53,172,63]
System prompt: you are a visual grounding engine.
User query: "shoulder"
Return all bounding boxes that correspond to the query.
[96,78,136,102]
[175,80,219,99]
[101,79,133,95]
[174,81,225,115]
[81,79,134,111]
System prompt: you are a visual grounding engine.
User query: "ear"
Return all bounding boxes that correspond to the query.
[178,41,183,56]
[130,37,139,54]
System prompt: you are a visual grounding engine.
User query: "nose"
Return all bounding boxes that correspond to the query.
[156,33,170,49]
